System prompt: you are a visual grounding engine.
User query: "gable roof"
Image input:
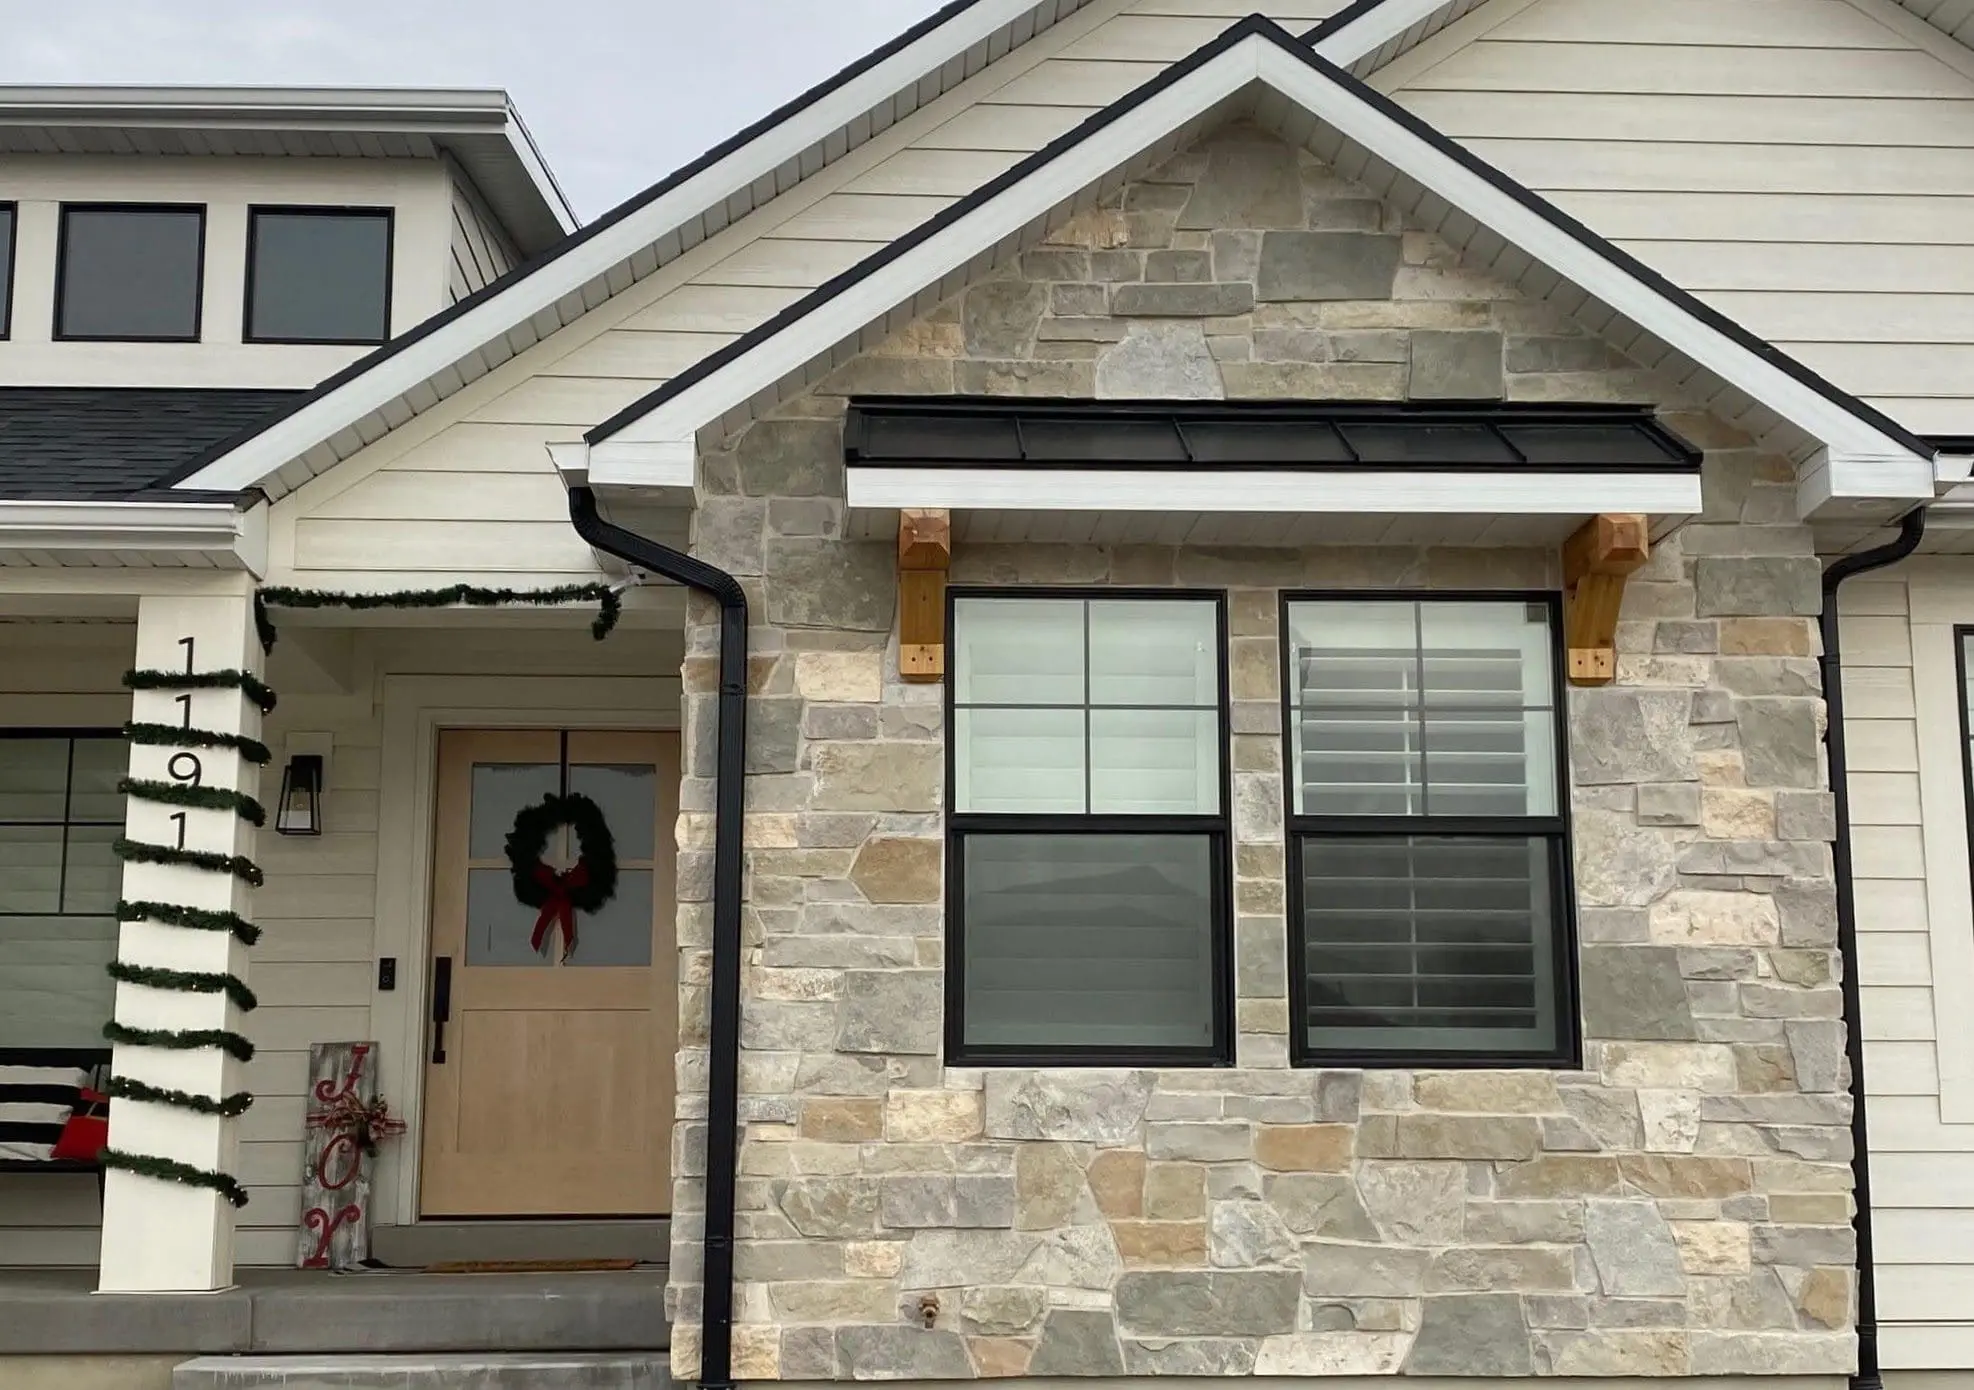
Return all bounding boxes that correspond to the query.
[0,388,299,502]
[0,85,573,253]
[571,14,1932,517]
[171,0,1461,500]
[1894,0,1974,46]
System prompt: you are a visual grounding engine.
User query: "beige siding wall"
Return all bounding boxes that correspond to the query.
[1386,0,1974,437]
[0,622,679,1267]
[1838,563,1974,1372]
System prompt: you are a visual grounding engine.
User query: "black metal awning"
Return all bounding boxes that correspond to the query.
[843,399,1702,473]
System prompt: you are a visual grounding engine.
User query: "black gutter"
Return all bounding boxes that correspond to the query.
[568,485,746,1390]
[1821,506,1927,1390]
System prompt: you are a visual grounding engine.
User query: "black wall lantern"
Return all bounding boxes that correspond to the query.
[275,754,324,836]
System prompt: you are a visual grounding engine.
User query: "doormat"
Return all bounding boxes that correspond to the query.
[423,1258,640,1274]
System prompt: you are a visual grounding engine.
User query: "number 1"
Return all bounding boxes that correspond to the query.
[169,812,187,850]
[177,637,195,675]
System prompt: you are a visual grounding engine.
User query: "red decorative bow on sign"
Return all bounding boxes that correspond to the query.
[529,860,590,960]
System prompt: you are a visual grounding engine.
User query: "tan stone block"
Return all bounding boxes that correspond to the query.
[1017,1142,1087,1229]
[1227,588,1277,637]
[1768,1193,1851,1224]
[769,1280,898,1322]
[1648,891,1781,946]
[1619,1154,1752,1199]
[1698,749,1746,787]
[850,837,944,903]
[1255,1124,1354,1172]
[887,1089,984,1142]
[1413,1072,1561,1114]
[1238,999,1290,1034]
[731,1323,780,1379]
[1753,1157,1854,1193]
[1536,1330,1688,1376]
[801,1098,883,1143]
[748,1122,797,1144]
[1720,618,1814,656]
[741,813,801,848]
[1396,1114,1542,1161]
[881,318,965,358]
[844,1240,906,1278]
[794,649,884,702]
[1494,1155,1624,1199]
[1088,1149,1147,1219]
[1674,1220,1751,1274]
[1601,1042,1740,1092]
[1145,1162,1207,1219]
[1231,638,1280,701]
[671,1325,702,1380]
[1795,1266,1853,1330]
[1047,206,1130,249]
[970,1337,1035,1377]
[1701,789,1776,840]
[749,967,840,1002]
[1112,1219,1208,1266]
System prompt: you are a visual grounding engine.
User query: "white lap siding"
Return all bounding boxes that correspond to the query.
[1840,564,1974,1375]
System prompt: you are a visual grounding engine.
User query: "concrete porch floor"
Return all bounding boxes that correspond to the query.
[0,1267,669,1356]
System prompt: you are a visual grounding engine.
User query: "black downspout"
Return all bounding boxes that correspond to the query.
[569,485,745,1390]
[1821,506,1926,1390]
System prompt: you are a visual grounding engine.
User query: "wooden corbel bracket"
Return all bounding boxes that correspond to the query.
[898,509,951,683]
[1562,513,1650,687]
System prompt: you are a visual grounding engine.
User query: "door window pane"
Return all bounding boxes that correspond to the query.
[58,206,203,340]
[961,833,1215,1050]
[465,866,556,966]
[567,763,657,860]
[468,763,560,859]
[247,209,391,343]
[568,869,654,968]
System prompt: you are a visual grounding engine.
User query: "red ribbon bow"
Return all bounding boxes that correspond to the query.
[530,860,589,960]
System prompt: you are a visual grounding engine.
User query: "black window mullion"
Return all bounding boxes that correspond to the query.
[56,737,75,914]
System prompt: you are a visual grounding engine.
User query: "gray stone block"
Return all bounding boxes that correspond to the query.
[1030,1309,1125,1375]
[1585,1200,1686,1296]
[1409,330,1505,400]
[985,1069,1153,1142]
[1110,282,1255,317]
[1255,231,1400,301]
[1580,946,1697,1041]
[735,417,842,498]
[1405,1294,1532,1376]
[1115,1270,1300,1336]
[834,970,941,1054]
[1176,140,1304,229]
[834,1325,973,1379]
[1145,249,1213,282]
[1696,556,1822,617]
[1095,322,1224,399]
[961,280,1047,357]
[1736,697,1823,788]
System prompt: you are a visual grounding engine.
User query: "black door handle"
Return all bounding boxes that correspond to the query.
[430,956,452,1064]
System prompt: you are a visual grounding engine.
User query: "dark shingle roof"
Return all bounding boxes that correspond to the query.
[0,388,301,500]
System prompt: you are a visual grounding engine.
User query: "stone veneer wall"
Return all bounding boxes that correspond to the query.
[664,128,1854,1380]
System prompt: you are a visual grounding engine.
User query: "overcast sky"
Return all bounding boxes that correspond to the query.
[4,1,956,219]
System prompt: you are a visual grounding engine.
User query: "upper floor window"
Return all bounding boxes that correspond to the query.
[57,204,205,341]
[947,591,1230,1064]
[0,732,125,1050]
[246,207,392,344]
[1283,594,1576,1067]
[0,203,15,339]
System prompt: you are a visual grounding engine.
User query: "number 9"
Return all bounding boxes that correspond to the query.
[167,752,203,787]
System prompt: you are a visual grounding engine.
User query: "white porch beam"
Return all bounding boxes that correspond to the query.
[99,582,264,1293]
[0,500,268,576]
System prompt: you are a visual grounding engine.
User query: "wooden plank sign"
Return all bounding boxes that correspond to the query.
[297,1041,377,1270]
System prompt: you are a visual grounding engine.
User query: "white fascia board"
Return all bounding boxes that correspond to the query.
[500,106,579,234]
[1248,44,1930,490]
[548,440,695,491]
[611,43,1264,449]
[171,0,1064,497]
[0,500,268,575]
[1312,0,1458,62]
[846,466,1702,516]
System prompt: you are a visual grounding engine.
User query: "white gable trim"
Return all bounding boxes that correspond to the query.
[588,24,1931,515]
[170,0,1463,500]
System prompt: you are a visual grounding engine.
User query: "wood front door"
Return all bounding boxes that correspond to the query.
[420,729,678,1218]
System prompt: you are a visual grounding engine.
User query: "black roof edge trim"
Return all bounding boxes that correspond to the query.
[152,0,1014,489]
[591,16,1931,466]
[1301,0,1392,44]
[585,13,1284,443]
[1926,436,1974,453]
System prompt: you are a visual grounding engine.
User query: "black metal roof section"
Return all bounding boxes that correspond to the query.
[844,399,1703,473]
[0,388,299,500]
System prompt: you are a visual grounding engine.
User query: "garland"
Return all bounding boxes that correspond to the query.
[126,722,272,766]
[254,583,623,652]
[101,659,272,1207]
[505,793,618,961]
[113,837,264,887]
[107,961,258,1012]
[107,1075,253,1118]
[104,1022,255,1063]
[124,668,277,714]
[119,899,261,947]
[100,1149,250,1208]
[120,777,266,827]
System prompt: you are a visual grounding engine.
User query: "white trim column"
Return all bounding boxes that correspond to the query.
[98,581,264,1293]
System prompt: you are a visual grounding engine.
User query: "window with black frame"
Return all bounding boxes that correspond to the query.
[947,591,1230,1063]
[245,207,393,344]
[1283,595,1576,1066]
[0,733,126,1049]
[56,204,205,341]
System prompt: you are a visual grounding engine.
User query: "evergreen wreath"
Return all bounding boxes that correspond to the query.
[504,793,618,960]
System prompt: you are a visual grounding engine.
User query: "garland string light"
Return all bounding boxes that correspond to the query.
[254,582,623,652]
[103,663,273,1205]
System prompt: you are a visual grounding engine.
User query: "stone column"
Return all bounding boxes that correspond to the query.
[98,585,264,1293]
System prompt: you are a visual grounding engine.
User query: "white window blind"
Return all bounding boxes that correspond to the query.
[1285,599,1566,1060]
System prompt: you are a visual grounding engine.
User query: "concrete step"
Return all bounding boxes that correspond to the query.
[173,1353,670,1389]
[371,1220,670,1268]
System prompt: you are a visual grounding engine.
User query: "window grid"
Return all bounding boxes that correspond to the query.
[946,588,1234,1066]
[1282,591,1579,1069]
